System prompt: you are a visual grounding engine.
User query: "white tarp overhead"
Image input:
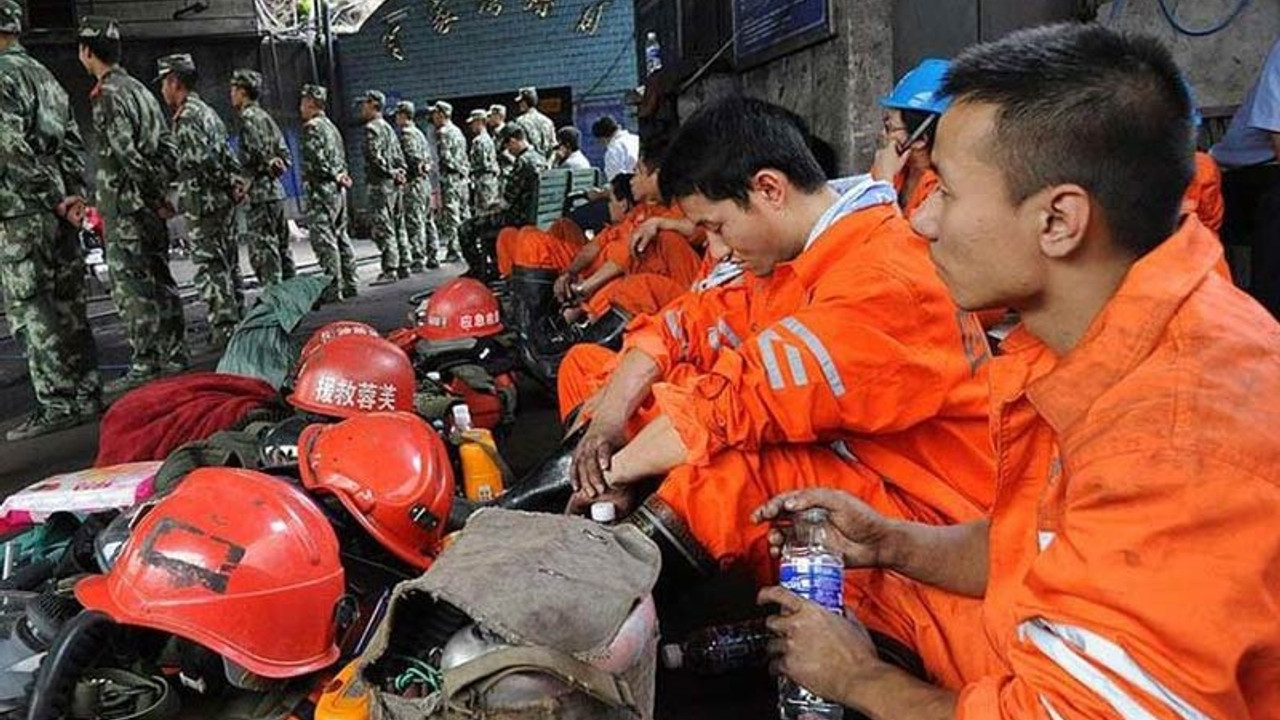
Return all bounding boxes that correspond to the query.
[253,0,391,36]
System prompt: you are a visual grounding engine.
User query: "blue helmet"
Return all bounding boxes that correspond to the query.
[881,58,952,116]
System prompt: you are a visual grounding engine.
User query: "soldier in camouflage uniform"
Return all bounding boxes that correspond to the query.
[459,124,548,277]
[359,90,408,284]
[467,109,501,214]
[395,101,443,272]
[512,86,556,158]
[230,69,294,287]
[157,54,242,348]
[428,100,471,264]
[79,16,188,394]
[487,103,513,188]
[0,0,102,440]
[300,84,359,302]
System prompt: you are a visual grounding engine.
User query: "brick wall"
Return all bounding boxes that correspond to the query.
[336,0,638,207]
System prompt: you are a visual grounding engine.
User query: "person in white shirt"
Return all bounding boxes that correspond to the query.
[553,126,593,170]
[591,115,638,180]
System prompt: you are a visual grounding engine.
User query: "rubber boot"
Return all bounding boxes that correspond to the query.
[507,267,558,340]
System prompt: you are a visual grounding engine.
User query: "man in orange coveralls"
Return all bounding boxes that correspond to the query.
[566,97,996,584]
[754,23,1280,719]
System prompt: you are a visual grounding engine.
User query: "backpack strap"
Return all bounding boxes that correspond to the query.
[440,646,639,717]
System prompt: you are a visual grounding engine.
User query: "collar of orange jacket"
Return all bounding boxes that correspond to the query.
[780,203,900,287]
[1014,216,1224,433]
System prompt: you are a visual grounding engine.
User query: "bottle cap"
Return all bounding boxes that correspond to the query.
[660,643,682,669]
[451,404,473,431]
[590,502,617,523]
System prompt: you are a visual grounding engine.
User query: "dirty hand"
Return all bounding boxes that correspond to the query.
[338,172,354,189]
[760,587,878,703]
[269,157,287,177]
[869,135,909,183]
[56,195,85,226]
[554,273,576,304]
[570,413,627,498]
[752,488,900,569]
[230,181,248,204]
[630,219,661,257]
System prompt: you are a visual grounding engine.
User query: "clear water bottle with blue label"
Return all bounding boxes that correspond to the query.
[645,31,663,76]
[777,508,845,720]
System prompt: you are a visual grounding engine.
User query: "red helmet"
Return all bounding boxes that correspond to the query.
[299,321,380,365]
[75,468,345,679]
[415,278,504,342]
[289,334,415,419]
[299,412,455,569]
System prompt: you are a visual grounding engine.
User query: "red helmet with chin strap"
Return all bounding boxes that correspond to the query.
[75,468,346,679]
[298,412,455,569]
[289,334,415,419]
[415,278,504,342]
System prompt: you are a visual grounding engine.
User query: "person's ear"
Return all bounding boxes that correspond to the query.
[750,170,787,209]
[1036,184,1090,259]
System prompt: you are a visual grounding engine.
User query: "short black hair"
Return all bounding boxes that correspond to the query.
[659,96,827,206]
[942,22,1193,257]
[79,36,120,65]
[171,68,198,91]
[240,84,260,102]
[503,125,526,142]
[610,172,635,206]
[638,132,671,170]
[556,126,581,151]
[591,115,619,139]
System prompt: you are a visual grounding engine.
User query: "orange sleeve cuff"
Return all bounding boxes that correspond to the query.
[650,381,720,467]
[622,321,676,377]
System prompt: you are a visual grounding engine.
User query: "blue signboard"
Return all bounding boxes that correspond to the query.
[733,0,834,69]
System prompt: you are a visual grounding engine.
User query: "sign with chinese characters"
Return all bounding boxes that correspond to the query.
[732,0,834,70]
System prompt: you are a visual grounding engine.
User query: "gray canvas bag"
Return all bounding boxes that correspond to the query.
[355,508,662,719]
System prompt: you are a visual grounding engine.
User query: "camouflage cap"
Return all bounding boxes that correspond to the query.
[395,100,415,116]
[78,15,121,40]
[0,0,22,34]
[466,109,487,124]
[230,68,263,91]
[514,86,538,105]
[154,53,195,83]
[357,89,386,107]
[301,84,328,102]
[429,100,452,116]
[487,104,506,117]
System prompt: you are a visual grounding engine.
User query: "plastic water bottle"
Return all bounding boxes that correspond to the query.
[644,31,663,76]
[452,405,504,501]
[661,618,771,674]
[777,508,844,720]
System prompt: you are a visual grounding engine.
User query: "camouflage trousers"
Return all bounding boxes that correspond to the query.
[472,173,501,215]
[187,207,243,344]
[245,199,296,287]
[105,208,187,375]
[438,176,472,261]
[307,188,359,300]
[0,213,102,417]
[401,178,440,268]
[368,184,408,275]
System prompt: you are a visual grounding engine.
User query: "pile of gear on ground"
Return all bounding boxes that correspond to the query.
[0,271,672,720]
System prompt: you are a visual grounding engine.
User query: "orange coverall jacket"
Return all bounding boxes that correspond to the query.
[1182,150,1224,234]
[641,199,995,513]
[864,218,1280,716]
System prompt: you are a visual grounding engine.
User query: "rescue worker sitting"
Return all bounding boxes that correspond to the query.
[753,23,1280,719]
[565,97,996,593]
[556,136,701,325]
[871,59,949,219]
